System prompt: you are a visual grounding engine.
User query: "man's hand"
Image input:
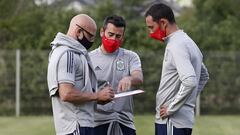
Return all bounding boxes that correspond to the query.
[160,105,169,119]
[96,86,114,104]
[117,76,132,92]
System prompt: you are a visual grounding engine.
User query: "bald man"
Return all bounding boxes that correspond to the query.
[47,14,114,135]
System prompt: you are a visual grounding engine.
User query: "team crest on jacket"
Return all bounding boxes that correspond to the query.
[116,59,125,71]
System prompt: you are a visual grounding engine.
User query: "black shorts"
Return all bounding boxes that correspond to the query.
[94,122,136,135]
[67,125,94,135]
[155,123,192,135]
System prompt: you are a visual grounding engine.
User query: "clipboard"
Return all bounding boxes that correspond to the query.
[114,89,144,99]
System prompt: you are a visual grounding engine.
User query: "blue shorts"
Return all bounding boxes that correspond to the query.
[94,123,136,135]
[67,126,94,135]
[155,123,192,135]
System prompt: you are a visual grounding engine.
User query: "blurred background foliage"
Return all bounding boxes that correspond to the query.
[0,0,240,115]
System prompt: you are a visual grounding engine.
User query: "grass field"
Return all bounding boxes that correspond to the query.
[0,115,240,135]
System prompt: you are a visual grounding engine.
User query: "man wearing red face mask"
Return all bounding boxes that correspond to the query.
[89,15,143,135]
[145,3,209,135]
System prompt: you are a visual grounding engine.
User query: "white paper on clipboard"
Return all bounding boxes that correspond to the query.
[114,89,144,99]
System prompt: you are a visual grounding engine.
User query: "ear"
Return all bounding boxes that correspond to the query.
[76,29,83,39]
[100,28,104,37]
[160,19,168,29]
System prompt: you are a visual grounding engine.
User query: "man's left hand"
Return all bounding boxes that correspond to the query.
[160,105,169,119]
[117,76,132,92]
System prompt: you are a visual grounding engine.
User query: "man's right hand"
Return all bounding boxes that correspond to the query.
[96,86,114,104]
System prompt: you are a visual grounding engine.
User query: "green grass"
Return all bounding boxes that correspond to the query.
[0,115,240,135]
[192,115,240,135]
[0,116,55,135]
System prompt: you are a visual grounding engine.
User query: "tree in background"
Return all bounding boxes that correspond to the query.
[178,0,240,50]
[0,0,76,49]
[1,0,240,51]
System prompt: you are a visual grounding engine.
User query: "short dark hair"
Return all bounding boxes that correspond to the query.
[145,3,176,24]
[103,15,126,29]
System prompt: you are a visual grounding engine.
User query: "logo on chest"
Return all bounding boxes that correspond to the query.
[116,59,125,71]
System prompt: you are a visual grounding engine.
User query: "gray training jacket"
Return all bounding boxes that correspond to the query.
[155,30,209,129]
[47,32,97,135]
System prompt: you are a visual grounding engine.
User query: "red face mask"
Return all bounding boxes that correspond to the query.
[149,26,166,42]
[102,35,122,53]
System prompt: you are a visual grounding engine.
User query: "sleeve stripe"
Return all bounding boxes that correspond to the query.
[69,51,71,73]
[67,51,69,73]
[71,52,74,73]
[67,51,74,73]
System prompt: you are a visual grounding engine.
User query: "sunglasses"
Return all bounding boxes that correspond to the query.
[76,24,95,41]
